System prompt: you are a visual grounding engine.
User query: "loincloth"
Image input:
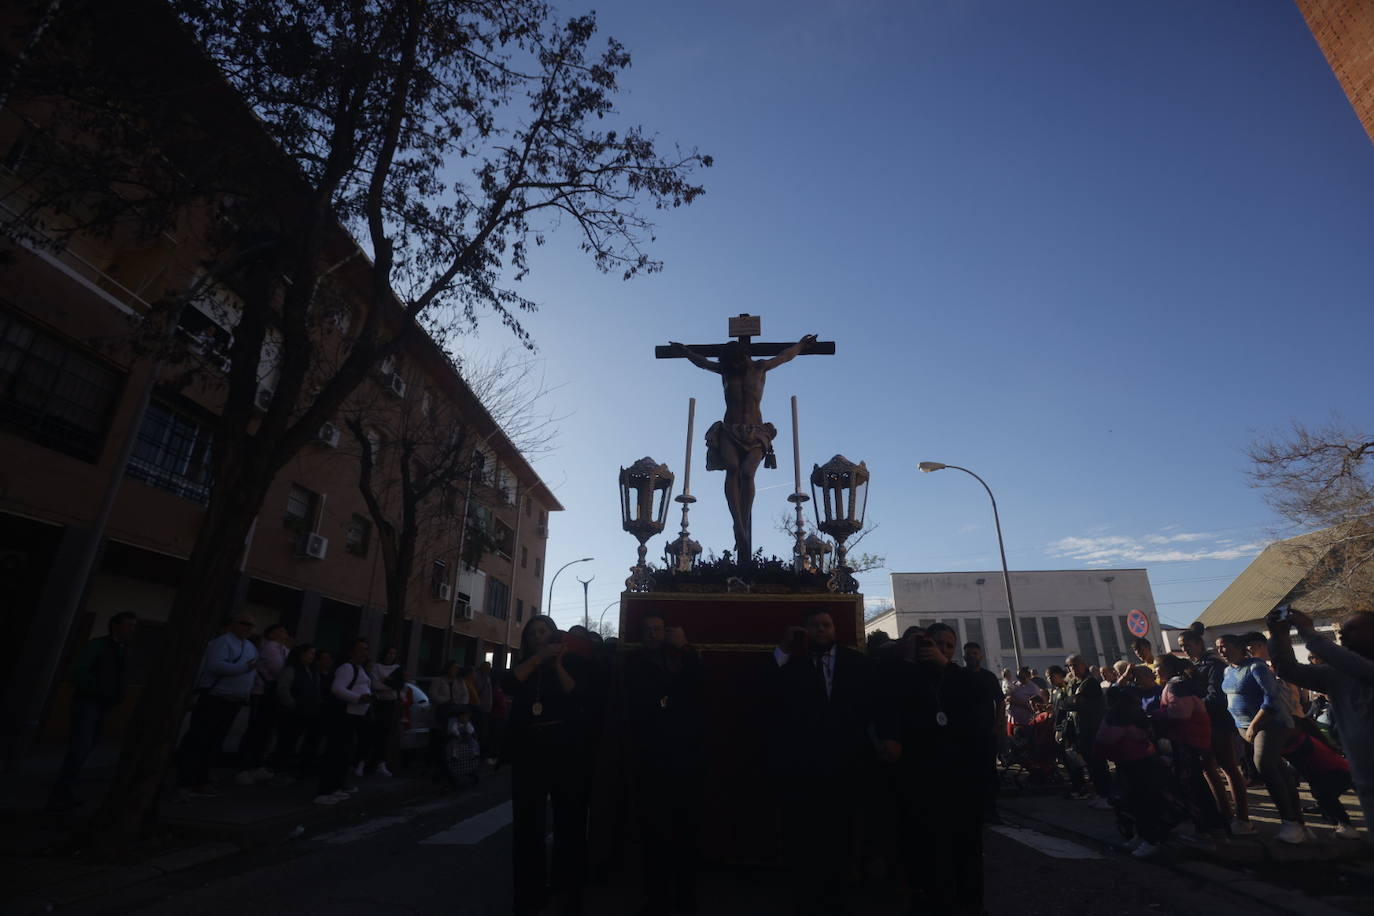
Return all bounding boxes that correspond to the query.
[705,420,778,470]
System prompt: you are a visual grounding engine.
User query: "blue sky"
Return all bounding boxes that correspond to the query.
[456,0,1374,632]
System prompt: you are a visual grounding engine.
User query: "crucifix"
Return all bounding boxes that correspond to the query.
[658,314,836,561]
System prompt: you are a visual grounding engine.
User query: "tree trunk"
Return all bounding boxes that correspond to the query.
[87,456,271,849]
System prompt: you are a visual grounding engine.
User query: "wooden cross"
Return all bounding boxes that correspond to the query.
[654,313,836,359]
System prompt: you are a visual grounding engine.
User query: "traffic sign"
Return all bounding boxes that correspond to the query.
[1127,609,1150,638]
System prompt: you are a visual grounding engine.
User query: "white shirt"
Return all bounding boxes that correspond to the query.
[332,662,373,716]
[774,644,837,699]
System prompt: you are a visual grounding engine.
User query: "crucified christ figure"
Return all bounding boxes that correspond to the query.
[667,334,817,561]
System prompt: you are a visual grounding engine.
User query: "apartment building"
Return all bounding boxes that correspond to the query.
[0,18,559,743]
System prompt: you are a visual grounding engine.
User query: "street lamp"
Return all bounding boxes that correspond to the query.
[598,599,620,633]
[547,557,594,625]
[577,573,595,631]
[918,461,1023,670]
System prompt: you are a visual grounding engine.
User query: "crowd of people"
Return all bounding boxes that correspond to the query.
[45,600,1372,916]
[988,607,1373,858]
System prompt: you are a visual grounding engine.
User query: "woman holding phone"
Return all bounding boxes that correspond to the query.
[503,615,591,916]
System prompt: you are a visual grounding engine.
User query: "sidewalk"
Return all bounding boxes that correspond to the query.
[998,777,1374,915]
[0,742,458,912]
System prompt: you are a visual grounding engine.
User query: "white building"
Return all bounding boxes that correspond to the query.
[867,569,1163,675]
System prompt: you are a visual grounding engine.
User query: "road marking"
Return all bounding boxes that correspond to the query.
[990,825,1103,859]
[421,801,513,845]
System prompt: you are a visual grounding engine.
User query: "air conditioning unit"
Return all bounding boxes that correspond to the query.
[386,372,407,398]
[432,581,452,601]
[317,422,340,448]
[254,386,274,412]
[297,533,328,560]
[457,593,473,620]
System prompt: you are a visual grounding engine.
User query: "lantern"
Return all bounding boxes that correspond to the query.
[803,533,833,573]
[809,455,869,593]
[663,532,703,572]
[619,457,674,590]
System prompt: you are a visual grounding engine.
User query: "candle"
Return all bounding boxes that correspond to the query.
[791,395,802,494]
[682,397,695,497]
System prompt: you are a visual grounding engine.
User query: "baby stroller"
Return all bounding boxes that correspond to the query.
[445,717,481,786]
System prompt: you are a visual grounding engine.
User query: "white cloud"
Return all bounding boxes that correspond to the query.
[1047,531,1266,566]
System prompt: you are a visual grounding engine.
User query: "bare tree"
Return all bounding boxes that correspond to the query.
[1248,419,1374,613]
[2,0,708,844]
[343,349,558,656]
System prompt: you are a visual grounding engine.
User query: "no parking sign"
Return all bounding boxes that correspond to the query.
[1127,608,1150,638]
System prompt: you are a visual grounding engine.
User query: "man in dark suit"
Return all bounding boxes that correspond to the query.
[876,625,985,915]
[624,613,705,915]
[772,607,874,915]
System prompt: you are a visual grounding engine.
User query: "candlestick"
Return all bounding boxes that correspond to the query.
[791,396,802,494]
[683,398,695,497]
[787,395,810,572]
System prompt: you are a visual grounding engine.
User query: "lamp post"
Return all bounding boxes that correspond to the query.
[577,573,595,631]
[918,461,1022,670]
[598,599,620,633]
[548,557,594,626]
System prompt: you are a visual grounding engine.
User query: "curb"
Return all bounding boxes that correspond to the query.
[998,798,1368,916]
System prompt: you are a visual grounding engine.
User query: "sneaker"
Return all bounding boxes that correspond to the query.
[234,770,257,786]
[1334,824,1362,840]
[1089,797,1114,811]
[1131,841,1159,858]
[329,790,352,801]
[376,763,393,778]
[313,794,339,805]
[251,766,273,781]
[1229,819,1256,836]
[1276,821,1306,844]
[352,762,364,777]
[341,785,360,794]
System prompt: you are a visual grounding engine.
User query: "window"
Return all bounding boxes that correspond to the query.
[526,499,533,518]
[1020,617,1040,649]
[966,618,984,649]
[345,514,371,556]
[126,400,215,504]
[1043,616,1063,648]
[520,545,528,569]
[516,598,524,622]
[431,559,448,596]
[919,618,936,629]
[941,619,960,643]
[996,618,1013,653]
[534,556,543,578]
[284,484,318,529]
[485,578,510,620]
[1097,615,1122,664]
[493,519,514,558]
[1074,617,1099,666]
[0,310,122,462]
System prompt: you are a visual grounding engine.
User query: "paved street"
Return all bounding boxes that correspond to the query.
[15,777,1368,916]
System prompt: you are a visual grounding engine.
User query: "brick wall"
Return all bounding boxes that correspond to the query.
[1296,0,1374,144]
